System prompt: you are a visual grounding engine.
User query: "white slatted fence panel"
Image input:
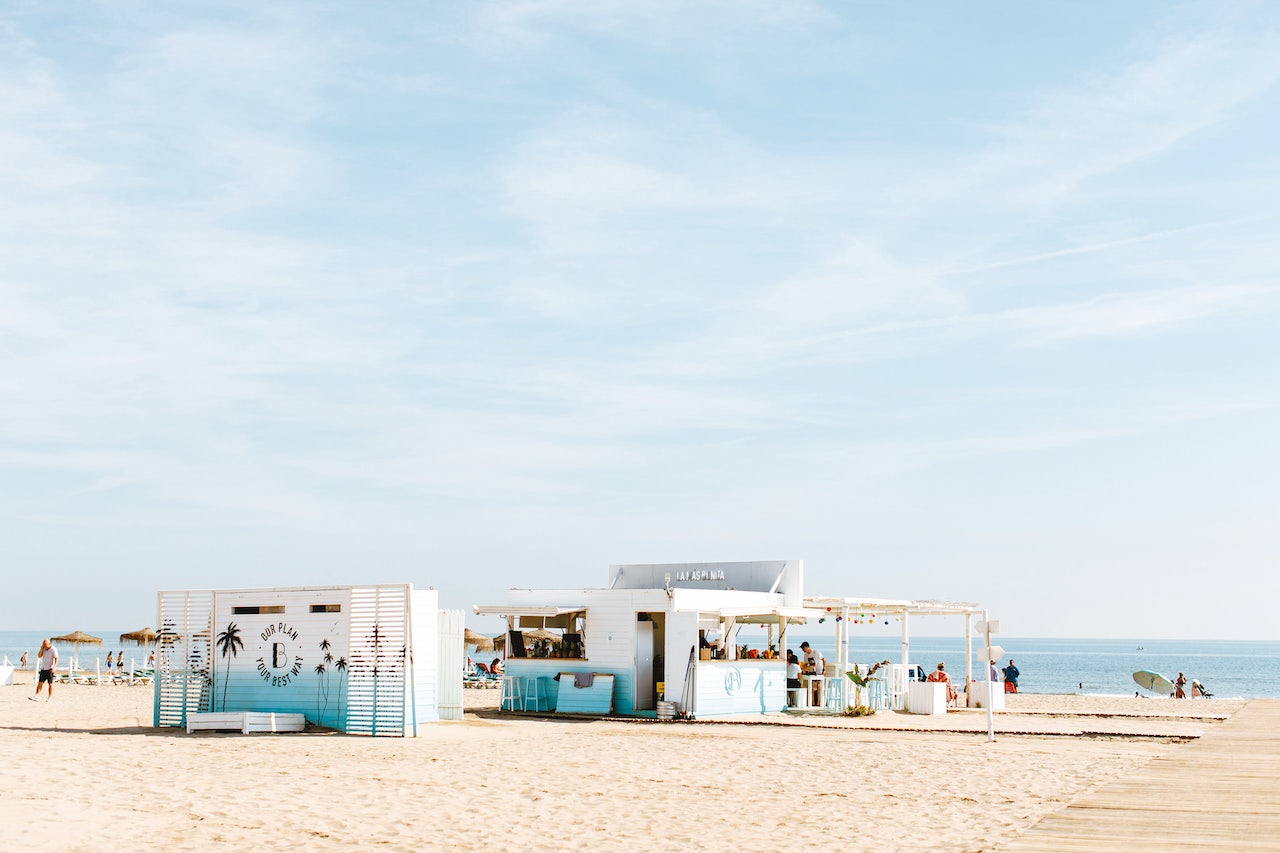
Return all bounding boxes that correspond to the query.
[155,589,215,728]
[346,585,409,736]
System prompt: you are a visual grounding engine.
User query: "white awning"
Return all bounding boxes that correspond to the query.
[803,596,979,616]
[675,605,820,622]
[472,605,586,618]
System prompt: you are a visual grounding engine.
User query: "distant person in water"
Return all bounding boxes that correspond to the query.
[1002,659,1020,692]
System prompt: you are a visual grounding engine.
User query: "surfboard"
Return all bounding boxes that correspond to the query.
[1133,670,1174,694]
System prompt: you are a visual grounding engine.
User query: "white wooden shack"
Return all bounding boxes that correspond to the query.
[473,560,811,717]
[154,584,462,735]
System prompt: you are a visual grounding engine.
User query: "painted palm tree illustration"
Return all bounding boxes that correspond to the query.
[316,638,336,722]
[215,622,244,711]
[369,623,383,677]
[335,656,348,717]
[314,661,327,720]
[322,639,333,704]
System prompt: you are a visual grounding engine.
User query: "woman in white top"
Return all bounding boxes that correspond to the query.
[786,653,802,688]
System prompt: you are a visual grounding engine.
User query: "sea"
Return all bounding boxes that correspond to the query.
[779,634,1280,700]
[4,630,1277,699]
[1,630,153,673]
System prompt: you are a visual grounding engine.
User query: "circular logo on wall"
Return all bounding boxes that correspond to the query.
[724,668,743,696]
[256,622,305,687]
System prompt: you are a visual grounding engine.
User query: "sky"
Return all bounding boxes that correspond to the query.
[2,2,1278,641]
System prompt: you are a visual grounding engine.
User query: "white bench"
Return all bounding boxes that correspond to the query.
[187,712,247,733]
[905,681,948,715]
[243,712,305,734]
[967,680,1005,710]
[186,711,307,734]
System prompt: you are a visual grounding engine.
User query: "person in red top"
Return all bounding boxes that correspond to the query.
[926,661,957,705]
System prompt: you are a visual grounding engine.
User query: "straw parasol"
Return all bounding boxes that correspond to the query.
[50,630,103,660]
[464,628,494,651]
[120,628,158,646]
[490,629,558,651]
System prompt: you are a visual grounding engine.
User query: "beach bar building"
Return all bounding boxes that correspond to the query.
[474,560,812,718]
[154,584,462,735]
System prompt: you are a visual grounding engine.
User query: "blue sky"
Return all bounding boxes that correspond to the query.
[2,2,1277,640]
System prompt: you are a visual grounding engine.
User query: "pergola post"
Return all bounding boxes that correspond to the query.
[964,613,973,706]
[900,612,910,670]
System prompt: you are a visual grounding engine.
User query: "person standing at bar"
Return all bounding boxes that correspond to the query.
[799,641,824,674]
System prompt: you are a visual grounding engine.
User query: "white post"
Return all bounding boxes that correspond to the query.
[983,610,994,743]
[96,660,102,686]
[838,606,849,708]
[900,612,910,671]
[131,658,137,685]
[964,614,973,707]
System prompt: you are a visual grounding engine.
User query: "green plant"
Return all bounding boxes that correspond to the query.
[843,704,876,717]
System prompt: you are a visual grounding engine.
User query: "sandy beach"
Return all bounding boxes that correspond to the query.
[0,673,1248,851]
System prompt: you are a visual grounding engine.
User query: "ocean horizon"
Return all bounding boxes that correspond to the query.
[4,630,1276,700]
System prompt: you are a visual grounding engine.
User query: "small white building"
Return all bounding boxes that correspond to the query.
[474,560,811,717]
[154,584,461,735]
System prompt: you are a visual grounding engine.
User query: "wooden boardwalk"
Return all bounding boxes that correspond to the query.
[1004,699,1280,850]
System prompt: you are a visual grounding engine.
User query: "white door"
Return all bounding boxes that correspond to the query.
[635,620,654,710]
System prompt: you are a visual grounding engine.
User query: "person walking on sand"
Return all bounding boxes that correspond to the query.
[1174,672,1187,699]
[20,650,28,669]
[31,639,58,701]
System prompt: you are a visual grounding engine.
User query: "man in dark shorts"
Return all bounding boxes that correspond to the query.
[31,639,58,701]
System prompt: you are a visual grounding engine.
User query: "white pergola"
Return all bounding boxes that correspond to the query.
[803,595,984,703]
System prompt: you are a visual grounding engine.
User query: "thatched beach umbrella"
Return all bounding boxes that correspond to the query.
[120,628,157,646]
[464,628,494,651]
[51,630,103,661]
[523,628,559,642]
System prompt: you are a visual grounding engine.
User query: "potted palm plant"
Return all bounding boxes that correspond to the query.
[844,659,891,716]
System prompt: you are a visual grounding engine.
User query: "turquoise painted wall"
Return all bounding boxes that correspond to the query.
[502,662,634,715]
